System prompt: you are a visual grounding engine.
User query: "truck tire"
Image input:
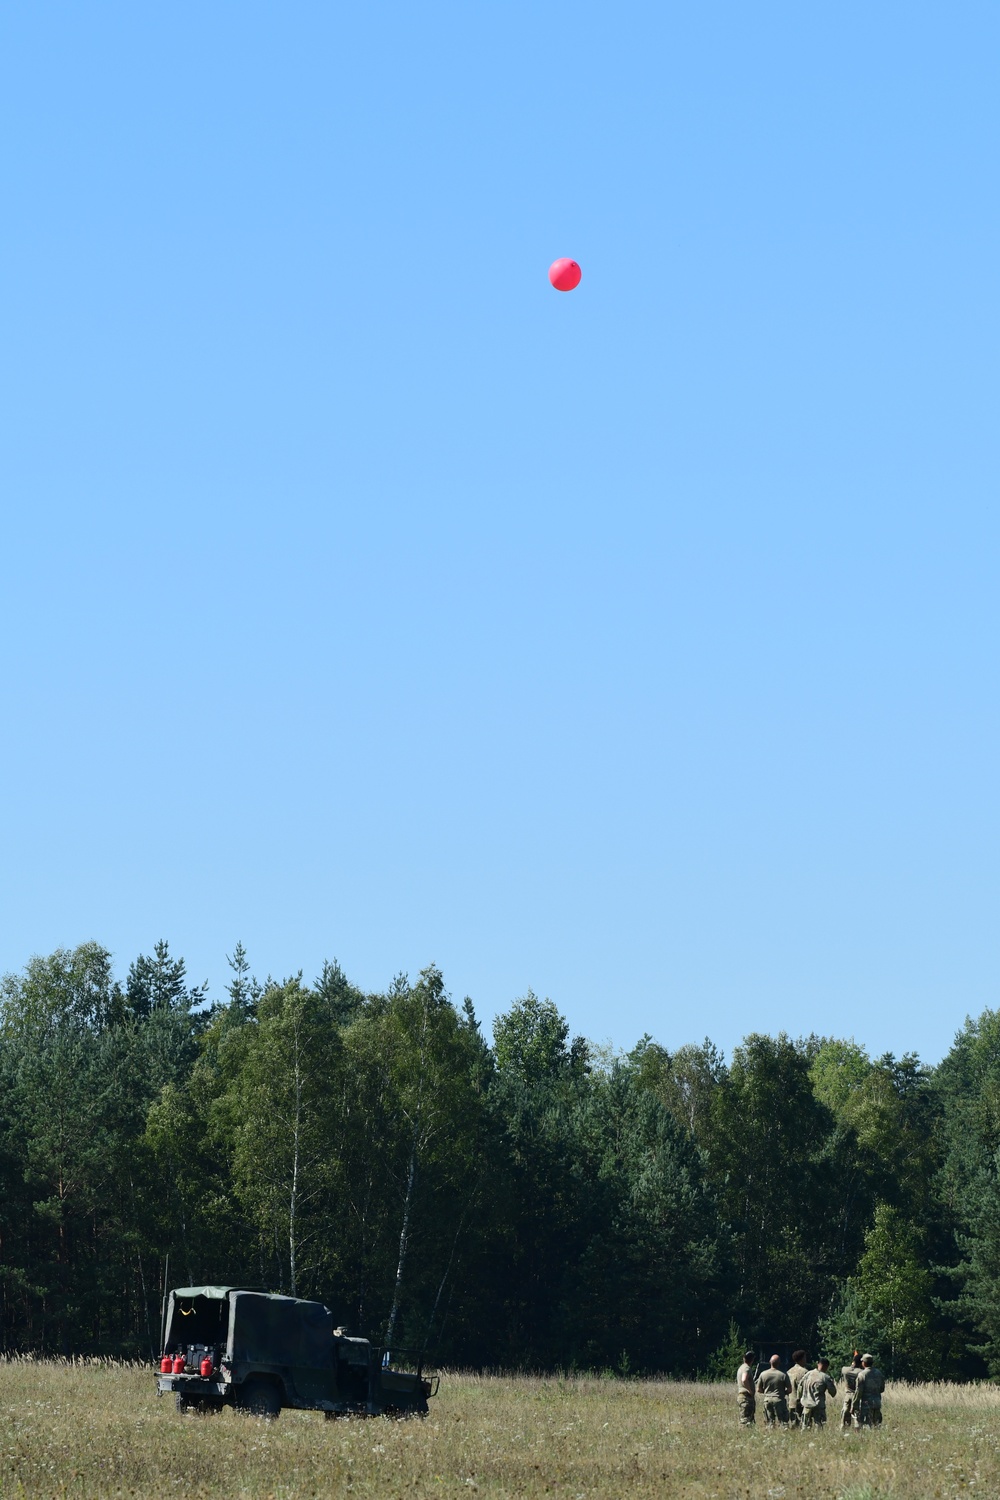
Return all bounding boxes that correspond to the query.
[235,1378,282,1419]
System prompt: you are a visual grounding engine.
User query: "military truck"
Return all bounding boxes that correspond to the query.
[156,1285,437,1418]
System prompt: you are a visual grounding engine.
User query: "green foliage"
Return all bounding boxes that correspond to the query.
[708,1033,836,1337]
[855,1204,941,1377]
[645,1038,726,1146]
[214,975,345,1297]
[126,940,206,1022]
[559,1063,729,1372]
[819,1203,944,1378]
[338,965,487,1345]
[933,1009,1000,1375]
[705,1318,746,1381]
[818,1278,880,1370]
[493,990,588,1084]
[1,940,999,1380]
[0,942,202,1353]
[314,958,364,1027]
[810,1038,872,1117]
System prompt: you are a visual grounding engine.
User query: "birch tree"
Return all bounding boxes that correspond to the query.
[343,968,484,1354]
[216,977,344,1297]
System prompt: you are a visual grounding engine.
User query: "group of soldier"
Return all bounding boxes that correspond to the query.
[736,1349,885,1431]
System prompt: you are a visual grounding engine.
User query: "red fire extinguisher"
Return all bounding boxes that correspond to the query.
[200,1356,213,1377]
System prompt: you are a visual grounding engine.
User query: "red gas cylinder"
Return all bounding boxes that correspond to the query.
[172,1354,186,1374]
[160,1356,172,1374]
[200,1356,213,1378]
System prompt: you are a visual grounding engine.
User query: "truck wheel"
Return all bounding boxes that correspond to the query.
[235,1379,282,1419]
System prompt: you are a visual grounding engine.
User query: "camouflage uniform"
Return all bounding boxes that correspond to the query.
[755,1366,792,1425]
[787,1361,808,1426]
[853,1365,885,1427]
[840,1362,861,1428]
[736,1361,755,1426]
[798,1368,837,1428]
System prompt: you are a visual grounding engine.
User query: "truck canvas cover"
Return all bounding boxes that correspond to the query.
[164,1287,242,1350]
[171,1285,249,1301]
[228,1291,334,1369]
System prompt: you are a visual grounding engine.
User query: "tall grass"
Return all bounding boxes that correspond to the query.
[0,1360,993,1498]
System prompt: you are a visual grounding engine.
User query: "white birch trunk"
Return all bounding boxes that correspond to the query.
[385,1135,418,1355]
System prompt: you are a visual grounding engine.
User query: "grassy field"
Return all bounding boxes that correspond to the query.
[0,1360,995,1499]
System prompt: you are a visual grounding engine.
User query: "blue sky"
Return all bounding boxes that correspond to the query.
[2,1,998,1064]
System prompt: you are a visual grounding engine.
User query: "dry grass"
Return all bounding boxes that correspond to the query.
[0,1358,996,1498]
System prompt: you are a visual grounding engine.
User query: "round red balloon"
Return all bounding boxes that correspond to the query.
[548,257,582,292]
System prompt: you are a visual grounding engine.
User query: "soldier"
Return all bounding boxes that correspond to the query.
[756,1354,792,1426]
[798,1357,837,1428]
[787,1349,809,1427]
[852,1353,885,1428]
[840,1350,862,1428]
[736,1349,756,1426]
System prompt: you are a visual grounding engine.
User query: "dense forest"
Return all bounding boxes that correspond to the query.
[2,940,1000,1381]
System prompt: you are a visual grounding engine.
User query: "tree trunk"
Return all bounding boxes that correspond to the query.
[385,1138,418,1354]
[423,1200,470,1356]
[289,1028,303,1298]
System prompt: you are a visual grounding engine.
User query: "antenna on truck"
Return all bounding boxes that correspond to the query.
[159,1254,170,1356]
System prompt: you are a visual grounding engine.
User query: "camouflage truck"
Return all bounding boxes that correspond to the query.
[156,1285,437,1418]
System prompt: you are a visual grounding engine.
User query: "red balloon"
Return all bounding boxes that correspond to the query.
[548,257,582,292]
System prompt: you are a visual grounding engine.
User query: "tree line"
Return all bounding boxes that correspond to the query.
[2,940,1000,1380]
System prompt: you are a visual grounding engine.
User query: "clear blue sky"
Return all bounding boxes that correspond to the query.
[2,1,998,1065]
